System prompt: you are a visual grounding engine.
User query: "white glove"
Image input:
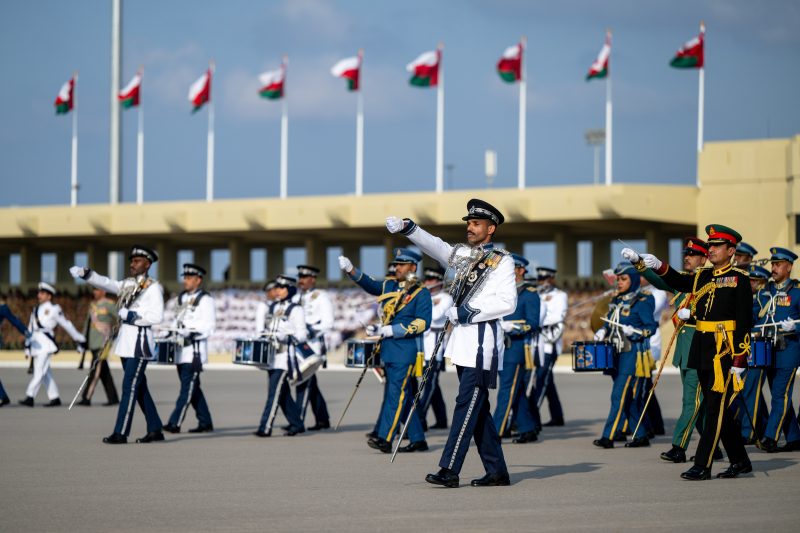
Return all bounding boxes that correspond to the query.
[380,325,394,338]
[641,254,662,270]
[677,308,692,321]
[500,320,515,333]
[621,325,635,337]
[621,248,640,263]
[338,255,353,273]
[385,216,405,234]
[445,307,459,325]
[118,308,130,321]
[780,319,796,333]
[69,265,87,279]
[365,324,380,336]
[594,328,606,341]
[730,366,746,378]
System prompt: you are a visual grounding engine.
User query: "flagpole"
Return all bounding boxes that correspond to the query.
[280,56,289,199]
[356,89,364,196]
[206,62,215,202]
[136,95,144,204]
[604,31,613,186]
[71,73,79,206]
[435,43,444,193]
[696,22,705,188]
[517,36,527,190]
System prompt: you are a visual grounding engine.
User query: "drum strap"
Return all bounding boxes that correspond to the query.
[475,320,499,389]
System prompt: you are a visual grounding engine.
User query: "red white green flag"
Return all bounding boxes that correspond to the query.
[497,43,523,83]
[670,25,704,69]
[331,53,361,91]
[54,77,75,114]
[406,50,439,87]
[586,32,611,81]
[188,69,211,112]
[118,71,142,109]
[258,65,285,100]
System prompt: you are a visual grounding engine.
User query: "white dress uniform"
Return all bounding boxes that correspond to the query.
[296,287,334,355]
[83,272,165,359]
[174,290,216,364]
[424,291,454,361]
[25,300,86,401]
[644,286,668,361]
[536,285,568,364]
[256,299,307,370]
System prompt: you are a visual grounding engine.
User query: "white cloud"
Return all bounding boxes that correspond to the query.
[139,43,208,107]
[280,0,351,41]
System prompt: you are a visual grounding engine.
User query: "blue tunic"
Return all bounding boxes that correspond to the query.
[502,284,540,364]
[753,279,800,369]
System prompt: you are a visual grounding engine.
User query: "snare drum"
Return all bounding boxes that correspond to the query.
[345,339,382,368]
[572,341,616,372]
[153,340,178,364]
[748,338,774,368]
[233,338,276,369]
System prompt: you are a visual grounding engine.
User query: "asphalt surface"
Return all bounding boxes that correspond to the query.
[1,365,799,532]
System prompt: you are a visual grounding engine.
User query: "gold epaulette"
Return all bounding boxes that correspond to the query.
[526,286,537,292]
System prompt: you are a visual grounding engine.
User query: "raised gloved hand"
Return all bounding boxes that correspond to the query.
[730,366,746,378]
[500,320,515,333]
[338,255,353,273]
[780,319,796,332]
[641,254,662,270]
[594,328,607,341]
[621,248,640,263]
[621,324,635,337]
[677,308,692,321]
[118,308,139,325]
[69,265,88,279]
[445,307,459,325]
[385,216,405,234]
[380,325,394,338]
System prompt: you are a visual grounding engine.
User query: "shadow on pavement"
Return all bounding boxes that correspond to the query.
[511,462,603,481]
[750,457,799,475]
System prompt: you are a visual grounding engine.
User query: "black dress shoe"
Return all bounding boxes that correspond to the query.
[612,433,627,442]
[425,468,459,488]
[103,433,127,444]
[660,446,687,463]
[283,427,305,436]
[162,423,181,434]
[430,422,448,429]
[188,425,214,433]
[365,430,378,439]
[471,471,511,487]
[543,419,565,427]
[308,421,330,431]
[77,399,91,406]
[513,431,538,444]
[367,437,392,453]
[103,400,120,407]
[44,398,62,407]
[680,465,711,480]
[136,431,165,443]
[625,437,650,448]
[0,397,10,407]
[18,397,34,407]
[778,440,800,452]
[757,437,779,453]
[253,430,271,437]
[398,440,429,453]
[592,437,614,449]
[716,461,753,478]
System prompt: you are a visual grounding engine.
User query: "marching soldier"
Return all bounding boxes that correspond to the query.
[1,294,30,406]
[70,246,166,444]
[495,254,540,444]
[419,266,451,430]
[754,247,800,452]
[163,264,216,434]
[293,265,332,431]
[76,287,119,407]
[624,224,752,479]
[592,263,658,448]
[254,276,305,437]
[737,264,770,443]
[387,198,516,488]
[339,248,431,453]
[734,242,757,270]
[640,237,709,463]
[530,266,567,427]
[639,277,667,436]
[18,282,86,407]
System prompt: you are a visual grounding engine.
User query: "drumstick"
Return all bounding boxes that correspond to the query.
[600,317,644,336]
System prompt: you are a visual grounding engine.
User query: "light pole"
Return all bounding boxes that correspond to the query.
[485,149,497,189]
[584,129,605,185]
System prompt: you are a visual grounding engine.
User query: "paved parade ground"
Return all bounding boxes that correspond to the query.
[2,365,799,532]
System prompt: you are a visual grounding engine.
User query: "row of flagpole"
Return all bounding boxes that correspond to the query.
[54,22,706,205]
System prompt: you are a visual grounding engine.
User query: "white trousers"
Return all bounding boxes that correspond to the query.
[26,354,60,400]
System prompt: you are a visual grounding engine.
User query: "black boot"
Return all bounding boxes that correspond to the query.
[398,440,429,453]
[367,437,391,453]
[660,446,687,463]
[136,431,165,443]
[308,421,330,431]
[162,423,181,434]
[425,468,459,488]
[592,437,614,449]
[253,430,271,437]
[188,424,214,433]
[680,465,711,480]
[471,471,511,486]
[716,461,753,478]
[778,440,800,452]
[77,398,91,406]
[757,437,779,453]
[18,397,34,407]
[102,433,127,444]
[543,419,565,427]
[43,398,62,407]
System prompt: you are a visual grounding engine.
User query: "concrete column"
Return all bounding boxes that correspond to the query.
[591,238,611,274]
[645,228,669,263]
[56,250,75,284]
[554,232,578,277]
[267,246,285,279]
[0,252,9,285]
[19,245,41,285]
[193,249,211,274]
[341,244,360,267]
[86,244,108,275]
[304,239,328,279]
[228,240,251,283]
[503,238,525,255]
[156,242,177,284]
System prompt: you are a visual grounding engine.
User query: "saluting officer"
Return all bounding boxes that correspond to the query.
[71,246,166,444]
[625,224,752,479]
[18,282,86,407]
[254,275,306,437]
[495,254,540,444]
[387,198,517,488]
[754,247,800,453]
[293,265,332,431]
[339,248,431,454]
[163,264,216,434]
[419,266,451,431]
[1,295,30,406]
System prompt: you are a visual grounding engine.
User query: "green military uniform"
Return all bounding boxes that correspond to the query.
[78,297,119,405]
